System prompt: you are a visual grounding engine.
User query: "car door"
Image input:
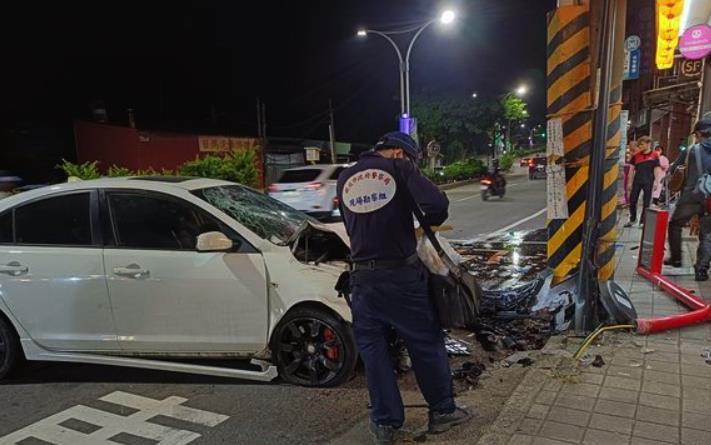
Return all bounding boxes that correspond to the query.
[0,191,118,351]
[102,190,268,353]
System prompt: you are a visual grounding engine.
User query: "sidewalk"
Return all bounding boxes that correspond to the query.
[476,221,711,445]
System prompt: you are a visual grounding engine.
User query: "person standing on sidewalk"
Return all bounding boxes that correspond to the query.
[652,145,670,206]
[337,132,471,445]
[625,136,659,227]
[666,116,711,281]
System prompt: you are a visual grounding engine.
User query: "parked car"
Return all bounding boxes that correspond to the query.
[268,165,349,220]
[528,156,547,180]
[0,177,356,387]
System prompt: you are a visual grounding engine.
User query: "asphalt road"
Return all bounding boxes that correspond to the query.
[0,170,547,445]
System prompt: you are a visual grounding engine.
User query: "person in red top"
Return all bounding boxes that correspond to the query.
[625,136,659,227]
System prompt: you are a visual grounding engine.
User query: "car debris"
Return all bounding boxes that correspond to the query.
[592,355,606,368]
[444,334,472,356]
[452,361,485,386]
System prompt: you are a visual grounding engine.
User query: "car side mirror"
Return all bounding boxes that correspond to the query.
[196,231,233,252]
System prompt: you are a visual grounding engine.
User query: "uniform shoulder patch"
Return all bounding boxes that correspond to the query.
[342,169,397,214]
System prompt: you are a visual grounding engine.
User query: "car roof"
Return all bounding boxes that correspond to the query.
[0,177,235,209]
[283,164,349,172]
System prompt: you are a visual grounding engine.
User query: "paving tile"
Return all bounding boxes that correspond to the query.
[681,363,711,378]
[607,365,643,380]
[553,392,596,411]
[644,360,680,374]
[643,370,681,385]
[594,398,637,419]
[582,428,630,445]
[542,379,563,392]
[637,392,680,411]
[605,376,642,391]
[632,420,680,443]
[682,411,711,432]
[508,434,535,445]
[681,386,711,402]
[614,356,648,367]
[641,381,681,397]
[539,421,585,443]
[642,352,680,363]
[560,382,600,398]
[644,342,680,353]
[578,373,604,385]
[535,390,558,405]
[589,413,634,435]
[546,406,590,427]
[681,374,711,390]
[635,405,680,426]
[531,438,572,445]
[515,418,543,435]
[630,438,675,445]
[681,427,711,445]
[683,397,711,415]
[679,342,708,355]
[681,354,709,365]
[599,387,640,404]
[527,403,550,420]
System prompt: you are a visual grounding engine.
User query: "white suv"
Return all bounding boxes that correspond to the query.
[268,165,349,220]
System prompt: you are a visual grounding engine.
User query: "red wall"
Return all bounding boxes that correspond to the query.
[74,121,199,172]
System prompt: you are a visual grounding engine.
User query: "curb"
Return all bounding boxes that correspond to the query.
[439,179,477,191]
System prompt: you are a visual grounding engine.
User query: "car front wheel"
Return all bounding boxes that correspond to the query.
[0,315,20,381]
[272,307,357,387]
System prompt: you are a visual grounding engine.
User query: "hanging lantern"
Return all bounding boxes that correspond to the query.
[655,0,685,69]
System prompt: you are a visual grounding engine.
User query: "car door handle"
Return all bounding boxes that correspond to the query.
[113,264,150,279]
[0,262,29,276]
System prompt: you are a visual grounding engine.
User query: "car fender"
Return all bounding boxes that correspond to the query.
[0,292,31,344]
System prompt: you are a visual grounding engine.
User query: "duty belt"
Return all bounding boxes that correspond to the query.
[351,253,419,271]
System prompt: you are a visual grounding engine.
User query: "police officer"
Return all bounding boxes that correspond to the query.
[337,132,471,444]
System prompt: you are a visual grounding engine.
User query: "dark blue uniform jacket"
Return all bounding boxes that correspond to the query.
[336,151,449,262]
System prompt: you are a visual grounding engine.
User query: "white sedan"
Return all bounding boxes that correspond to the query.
[0,177,356,387]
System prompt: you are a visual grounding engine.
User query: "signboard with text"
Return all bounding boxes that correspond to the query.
[623,36,641,80]
[680,24,711,60]
[546,118,568,220]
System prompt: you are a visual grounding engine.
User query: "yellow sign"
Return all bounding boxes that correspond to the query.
[656,0,685,70]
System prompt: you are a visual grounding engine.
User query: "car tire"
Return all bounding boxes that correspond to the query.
[272,306,357,387]
[0,314,20,381]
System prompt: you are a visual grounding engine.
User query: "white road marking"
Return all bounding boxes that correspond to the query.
[0,391,229,445]
[490,208,547,236]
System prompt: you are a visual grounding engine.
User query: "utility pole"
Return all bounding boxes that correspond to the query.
[329,99,337,164]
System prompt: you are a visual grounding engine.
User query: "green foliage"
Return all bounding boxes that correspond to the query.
[423,158,485,184]
[502,95,528,121]
[57,159,100,180]
[107,165,132,177]
[178,150,258,187]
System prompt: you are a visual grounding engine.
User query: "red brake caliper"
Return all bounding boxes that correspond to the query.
[324,328,338,361]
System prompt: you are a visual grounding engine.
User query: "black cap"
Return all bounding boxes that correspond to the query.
[693,114,711,136]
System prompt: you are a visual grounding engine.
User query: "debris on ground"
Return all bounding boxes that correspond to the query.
[452,361,486,386]
[641,347,656,355]
[444,334,472,356]
[517,358,534,367]
[702,348,711,364]
[592,355,606,368]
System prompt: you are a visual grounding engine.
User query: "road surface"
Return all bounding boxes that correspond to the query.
[0,171,547,445]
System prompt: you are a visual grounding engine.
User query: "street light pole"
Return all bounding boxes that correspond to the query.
[359,30,406,115]
[404,18,437,115]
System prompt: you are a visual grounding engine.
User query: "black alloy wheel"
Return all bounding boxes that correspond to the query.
[0,315,20,380]
[273,307,356,387]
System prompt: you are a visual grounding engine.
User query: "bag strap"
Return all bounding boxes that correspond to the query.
[392,160,461,276]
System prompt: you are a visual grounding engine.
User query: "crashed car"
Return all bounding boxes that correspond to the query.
[0,177,357,387]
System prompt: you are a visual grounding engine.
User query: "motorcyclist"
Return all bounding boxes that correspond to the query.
[486,159,506,190]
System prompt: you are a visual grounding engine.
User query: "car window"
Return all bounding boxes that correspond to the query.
[15,193,92,246]
[0,211,13,243]
[108,193,224,250]
[329,167,345,180]
[277,169,322,183]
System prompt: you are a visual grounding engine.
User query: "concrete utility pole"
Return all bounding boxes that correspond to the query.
[328,99,337,164]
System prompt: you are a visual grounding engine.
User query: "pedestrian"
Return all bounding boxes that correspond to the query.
[625,136,659,227]
[337,132,471,444]
[666,115,711,281]
[652,145,670,206]
[623,141,638,207]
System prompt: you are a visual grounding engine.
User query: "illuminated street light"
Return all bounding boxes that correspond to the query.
[516,85,528,96]
[440,10,456,25]
[356,29,367,37]
[472,92,478,99]
[520,123,526,128]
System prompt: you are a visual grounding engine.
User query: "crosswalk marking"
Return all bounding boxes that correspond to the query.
[0,391,229,445]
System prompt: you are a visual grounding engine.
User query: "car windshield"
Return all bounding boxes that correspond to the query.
[193,185,313,246]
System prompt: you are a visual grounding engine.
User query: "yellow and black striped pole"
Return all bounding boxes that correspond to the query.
[546,2,593,284]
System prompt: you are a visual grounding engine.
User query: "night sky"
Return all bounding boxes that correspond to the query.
[1,0,556,180]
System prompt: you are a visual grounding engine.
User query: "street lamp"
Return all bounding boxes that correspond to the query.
[472,92,478,99]
[516,85,528,96]
[356,9,456,116]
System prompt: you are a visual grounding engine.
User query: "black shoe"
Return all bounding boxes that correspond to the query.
[369,421,399,445]
[428,406,474,434]
[695,269,709,282]
[624,221,635,228]
[664,258,682,268]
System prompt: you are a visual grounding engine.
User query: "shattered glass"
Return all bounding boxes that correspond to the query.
[193,185,314,246]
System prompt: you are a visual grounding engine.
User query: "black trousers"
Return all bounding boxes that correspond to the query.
[668,193,705,263]
[629,181,653,223]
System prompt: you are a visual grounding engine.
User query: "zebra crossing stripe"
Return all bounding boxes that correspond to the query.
[0,391,229,445]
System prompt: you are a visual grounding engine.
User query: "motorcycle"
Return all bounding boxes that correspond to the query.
[480,173,506,201]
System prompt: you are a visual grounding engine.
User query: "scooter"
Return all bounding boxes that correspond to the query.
[480,173,506,201]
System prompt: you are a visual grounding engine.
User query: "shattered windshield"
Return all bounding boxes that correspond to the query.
[193,185,311,246]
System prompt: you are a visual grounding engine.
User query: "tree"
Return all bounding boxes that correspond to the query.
[411,95,503,161]
[501,95,529,150]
